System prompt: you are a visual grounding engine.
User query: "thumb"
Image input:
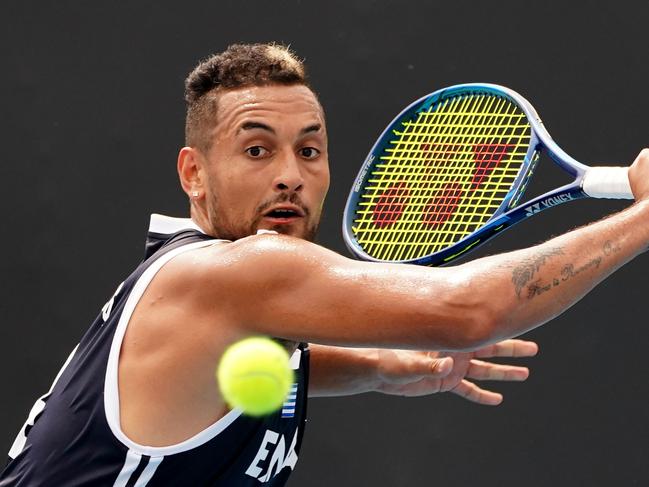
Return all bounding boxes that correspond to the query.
[429,356,453,377]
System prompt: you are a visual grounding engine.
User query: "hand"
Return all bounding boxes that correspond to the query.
[374,339,538,406]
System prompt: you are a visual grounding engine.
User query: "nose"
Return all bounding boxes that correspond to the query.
[273,153,304,192]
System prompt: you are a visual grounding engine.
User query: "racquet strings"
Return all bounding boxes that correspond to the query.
[352,92,531,262]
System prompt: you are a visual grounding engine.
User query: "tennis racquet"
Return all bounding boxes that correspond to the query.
[343,83,634,266]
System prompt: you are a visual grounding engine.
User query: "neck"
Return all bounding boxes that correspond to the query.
[189,203,214,237]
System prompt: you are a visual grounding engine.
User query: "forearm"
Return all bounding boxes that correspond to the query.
[205,193,649,351]
[308,344,379,397]
[461,199,649,345]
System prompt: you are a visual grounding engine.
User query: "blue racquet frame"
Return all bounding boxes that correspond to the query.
[343,83,621,266]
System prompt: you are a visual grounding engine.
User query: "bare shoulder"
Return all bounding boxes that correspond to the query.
[133,232,475,348]
[163,232,326,281]
[154,233,338,314]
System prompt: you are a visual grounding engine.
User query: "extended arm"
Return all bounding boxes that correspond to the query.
[178,150,649,351]
[215,202,649,349]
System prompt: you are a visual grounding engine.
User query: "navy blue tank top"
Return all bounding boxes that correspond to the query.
[1,215,309,486]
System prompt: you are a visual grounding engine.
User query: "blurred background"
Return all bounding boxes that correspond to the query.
[2,1,649,485]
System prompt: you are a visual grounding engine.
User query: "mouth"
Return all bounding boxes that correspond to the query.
[261,205,305,224]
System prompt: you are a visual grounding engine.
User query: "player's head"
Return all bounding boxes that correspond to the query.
[178,43,329,241]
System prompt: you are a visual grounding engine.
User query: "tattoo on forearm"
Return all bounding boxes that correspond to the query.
[511,247,564,298]
[518,239,621,300]
[526,279,552,299]
[560,257,602,281]
[603,239,622,256]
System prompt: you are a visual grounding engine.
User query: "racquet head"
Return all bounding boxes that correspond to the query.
[343,84,541,266]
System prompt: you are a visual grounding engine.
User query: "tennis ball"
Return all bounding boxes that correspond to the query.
[217,337,294,416]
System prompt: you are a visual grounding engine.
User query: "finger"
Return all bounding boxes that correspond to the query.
[466,360,530,381]
[473,339,539,359]
[451,380,503,406]
[429,356,453,378]
[388,355,453,382]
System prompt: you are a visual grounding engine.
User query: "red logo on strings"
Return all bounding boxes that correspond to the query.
[422,182,464,226]
[372,182,410,228]
[470,143,513,189]
[371,143,514,228]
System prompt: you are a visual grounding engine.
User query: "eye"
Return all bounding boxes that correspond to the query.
[299,147,320,160]
[245,146,269,158]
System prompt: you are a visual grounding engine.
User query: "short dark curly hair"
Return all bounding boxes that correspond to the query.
[184,43,310,152]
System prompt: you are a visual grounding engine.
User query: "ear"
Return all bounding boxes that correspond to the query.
[177,146,206,199]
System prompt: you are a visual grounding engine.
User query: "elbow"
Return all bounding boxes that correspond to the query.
[429,271,508,351]
[455,304,502,350]
[435,308,499,351]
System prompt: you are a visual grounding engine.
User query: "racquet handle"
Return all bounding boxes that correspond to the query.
[581,167,634,199]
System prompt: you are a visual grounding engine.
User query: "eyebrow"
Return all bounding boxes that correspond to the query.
[237,121,322,136]
[300,123,322,136]
[239,121,275,134]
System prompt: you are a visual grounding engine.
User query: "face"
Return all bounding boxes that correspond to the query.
[193,84,329,241]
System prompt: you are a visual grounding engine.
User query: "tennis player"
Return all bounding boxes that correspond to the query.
[2,43,648,486]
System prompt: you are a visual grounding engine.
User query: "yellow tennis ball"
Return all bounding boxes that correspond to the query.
[217,337,294,417]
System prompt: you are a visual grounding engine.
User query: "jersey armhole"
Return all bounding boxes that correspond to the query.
[103,239,244,457]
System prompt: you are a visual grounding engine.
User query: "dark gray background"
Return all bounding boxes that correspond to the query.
[2,1,649,485]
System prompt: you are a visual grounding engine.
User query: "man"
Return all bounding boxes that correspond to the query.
[2,43,648,486]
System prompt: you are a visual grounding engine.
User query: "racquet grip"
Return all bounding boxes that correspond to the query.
[582,167,634,199]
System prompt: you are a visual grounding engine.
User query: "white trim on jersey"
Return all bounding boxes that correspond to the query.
[104,237,247,457]
[8,344,80,459]
[113,450,164,487]
[148,214,205,235]
[113,450,142,487]
[134,456,164,487]
[288,348,301,370]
